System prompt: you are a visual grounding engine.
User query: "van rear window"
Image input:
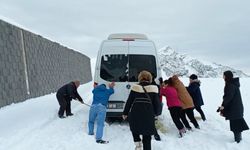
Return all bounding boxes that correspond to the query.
[100,54,156,82]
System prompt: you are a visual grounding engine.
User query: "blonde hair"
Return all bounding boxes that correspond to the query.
[138,70,152,83]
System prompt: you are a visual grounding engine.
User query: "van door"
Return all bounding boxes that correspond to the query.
[128,41,158,81]
[98,41,130,114]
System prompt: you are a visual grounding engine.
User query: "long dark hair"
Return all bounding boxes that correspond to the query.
[223,70,233,82]
[166,77,174,86]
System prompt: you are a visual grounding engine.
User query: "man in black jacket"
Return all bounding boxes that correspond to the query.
[56,80,84,118]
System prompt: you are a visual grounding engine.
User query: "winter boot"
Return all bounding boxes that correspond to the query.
[186,127,192,131]
[66,113,74,117]
[58,115,66,119]
[179,128,186,138]
[134,141,142,150]
[96,139,109,144]
[201,115,206,121]
[154,133,161,141]
[234,132,242,143]
[195,125,200,129]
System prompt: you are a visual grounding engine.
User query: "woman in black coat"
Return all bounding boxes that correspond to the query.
[187,74,206,121]
[218,70,249,143]
[123,71,161,150]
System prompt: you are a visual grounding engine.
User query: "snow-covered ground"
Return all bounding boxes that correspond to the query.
[0,78,250,150]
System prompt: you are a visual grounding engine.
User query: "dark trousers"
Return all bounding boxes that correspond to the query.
[185,108,199,128]
[180,109,191,129]
[169,107,184,130]
[56,94,71,117]
[154,125,160,136]
[132,132,151,150]
[181,108,199,128]
[195,106,206,120]
[233,132,242,143]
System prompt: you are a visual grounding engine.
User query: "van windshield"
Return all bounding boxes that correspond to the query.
[100,54,156,82]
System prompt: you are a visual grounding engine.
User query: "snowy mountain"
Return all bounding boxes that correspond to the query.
[158,46,249,78]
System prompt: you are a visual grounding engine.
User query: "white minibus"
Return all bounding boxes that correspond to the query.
[94,33,161,118]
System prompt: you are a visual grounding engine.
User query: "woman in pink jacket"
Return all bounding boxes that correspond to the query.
[160,77,186,137]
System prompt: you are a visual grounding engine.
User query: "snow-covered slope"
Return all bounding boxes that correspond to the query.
[158,46,249,78]
[0,78,250,150]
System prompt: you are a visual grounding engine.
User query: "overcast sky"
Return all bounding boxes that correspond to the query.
[1,0,250,74]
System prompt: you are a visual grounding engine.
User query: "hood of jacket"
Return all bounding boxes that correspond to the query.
[95,84,107,91]
[227,77,240,88]
[132,83,158,93]
[190,79,201,86]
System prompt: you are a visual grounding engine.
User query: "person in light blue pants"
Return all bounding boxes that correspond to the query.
[88,104,106,140]
[88,82,115,144]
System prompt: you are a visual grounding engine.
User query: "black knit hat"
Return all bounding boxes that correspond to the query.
[223,70,233,81]
[189,74,198,80]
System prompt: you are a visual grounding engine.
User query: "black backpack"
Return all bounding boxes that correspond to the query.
[128,86,155,135]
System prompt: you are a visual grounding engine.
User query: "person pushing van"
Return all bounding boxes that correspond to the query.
[88,82,115,144]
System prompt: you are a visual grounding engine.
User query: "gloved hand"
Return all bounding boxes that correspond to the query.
[216,106,224,112]
[122,115,127,120]
[109,82,115,88]
[219,106,224,110]
[217,106,224,117]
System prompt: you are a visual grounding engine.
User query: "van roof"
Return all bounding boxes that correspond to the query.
[108,33,148,40]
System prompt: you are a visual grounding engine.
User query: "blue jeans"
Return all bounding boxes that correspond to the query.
[88,104,106,140]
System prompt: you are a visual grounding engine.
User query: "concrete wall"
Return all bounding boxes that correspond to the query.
[0,19,92,108]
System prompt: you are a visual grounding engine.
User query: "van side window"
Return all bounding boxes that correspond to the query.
[100,54,128,82]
